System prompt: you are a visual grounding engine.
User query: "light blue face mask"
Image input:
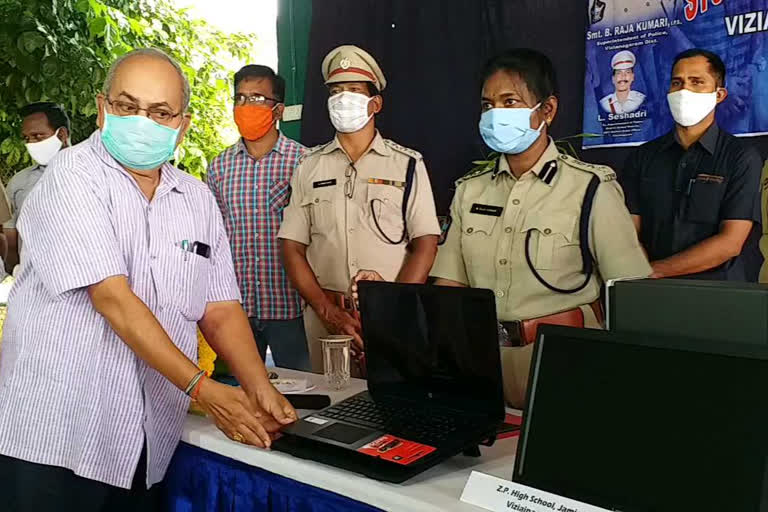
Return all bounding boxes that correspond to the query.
[101,113,180,171]
[479,104,544,155]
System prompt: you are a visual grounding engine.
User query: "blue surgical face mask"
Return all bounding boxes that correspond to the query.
[479,104,544,155]
[101,112,180,171]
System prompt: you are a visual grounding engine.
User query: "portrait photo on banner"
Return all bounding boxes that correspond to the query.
[583,0,768,149]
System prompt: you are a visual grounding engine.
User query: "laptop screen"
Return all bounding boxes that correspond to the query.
[358,282,504,420]
[514,326,768,512]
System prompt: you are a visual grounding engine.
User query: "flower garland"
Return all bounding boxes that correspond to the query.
[197,329,217,377]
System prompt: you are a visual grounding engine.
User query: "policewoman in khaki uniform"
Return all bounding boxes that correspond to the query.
[279,45,441,373]
[759,160,768,283]
[431,49,651,407]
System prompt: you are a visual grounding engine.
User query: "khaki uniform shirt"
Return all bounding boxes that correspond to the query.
[759,160,768,283]
[278,132,441,292]
[432,140,651,322]
[599,90,646,115]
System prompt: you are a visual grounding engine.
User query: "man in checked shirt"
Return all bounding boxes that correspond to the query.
[207,65,311,371]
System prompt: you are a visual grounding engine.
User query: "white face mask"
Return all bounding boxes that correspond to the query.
[667,89,718,127]
[25,128,63,166]
[327,91,373,133]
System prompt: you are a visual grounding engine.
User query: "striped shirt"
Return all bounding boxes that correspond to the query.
[207,134,304,320]
[0,131,241,489]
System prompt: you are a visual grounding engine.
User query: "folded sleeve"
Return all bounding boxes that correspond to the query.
[206,209,242,304]
[406,158,441,239]
[19,162,127,297]
[277,160,311,245]
[590,180,652,281]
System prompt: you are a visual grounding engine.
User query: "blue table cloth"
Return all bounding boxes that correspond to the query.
[164,442,384,512]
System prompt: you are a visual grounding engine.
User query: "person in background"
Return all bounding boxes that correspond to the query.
[599,50,646,114]
[622,49,763,281]
[6,102,70,272]
[429,48,651,407]
[0,48,295,511]
[279,45,441,373]
[207,65,310,372]
[759,160,768,283]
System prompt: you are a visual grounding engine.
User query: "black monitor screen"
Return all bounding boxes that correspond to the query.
[358,282,504,420]
[515,327,768,512]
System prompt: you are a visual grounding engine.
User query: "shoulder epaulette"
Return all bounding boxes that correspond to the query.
[558,153,617,182]
[306,142,332,155]
[383,139,422,159]
[299,141,333,163]
[455,155,500,186]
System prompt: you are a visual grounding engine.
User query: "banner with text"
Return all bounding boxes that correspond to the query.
[583,0,768,148]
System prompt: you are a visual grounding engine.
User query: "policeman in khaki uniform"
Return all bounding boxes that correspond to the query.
[431,49,651,407]
[279,45,441,373]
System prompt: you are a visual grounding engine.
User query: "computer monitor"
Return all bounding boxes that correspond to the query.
[514,325,768,512]
[607,278,768,345]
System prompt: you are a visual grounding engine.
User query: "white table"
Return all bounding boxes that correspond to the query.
[181,368,520,512]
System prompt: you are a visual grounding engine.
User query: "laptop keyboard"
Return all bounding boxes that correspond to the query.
[318,396,481,445]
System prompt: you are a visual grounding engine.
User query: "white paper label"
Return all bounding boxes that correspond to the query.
[282,104,303,122]
[305,416,329,425]
[460,471,611,512]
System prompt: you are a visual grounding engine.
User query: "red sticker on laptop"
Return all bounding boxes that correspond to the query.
[357,435,436,465]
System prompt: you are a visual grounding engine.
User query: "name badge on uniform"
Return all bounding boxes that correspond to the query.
[470,204,504,217]
[313,179,337,188]
[695,173,724,184]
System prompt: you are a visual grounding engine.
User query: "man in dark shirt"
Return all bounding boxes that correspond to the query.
[622,49,763,281]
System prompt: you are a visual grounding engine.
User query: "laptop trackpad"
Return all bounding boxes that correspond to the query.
[314,422,373,444]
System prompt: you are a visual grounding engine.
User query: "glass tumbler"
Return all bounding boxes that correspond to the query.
[320,335,352,390]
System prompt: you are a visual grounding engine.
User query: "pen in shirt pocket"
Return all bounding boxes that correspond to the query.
[176,239,191,261]
[175,240,212,260]
[686,178,695,196]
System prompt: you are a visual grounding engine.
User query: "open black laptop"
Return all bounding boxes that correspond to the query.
[274,282,505,483]
[514,325,768,512]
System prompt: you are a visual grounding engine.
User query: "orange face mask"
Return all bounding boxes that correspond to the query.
[234,105,275,140]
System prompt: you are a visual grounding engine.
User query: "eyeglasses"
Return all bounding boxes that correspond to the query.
[234,94,281,107]
[106,98,181,125]
[345,163,358,199]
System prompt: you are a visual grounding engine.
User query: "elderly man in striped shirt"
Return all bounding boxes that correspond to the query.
[0,48,296,511]
[207,65,310,372]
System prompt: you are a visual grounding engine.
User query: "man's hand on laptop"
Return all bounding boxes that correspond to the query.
[247,380,298,431]
[196,379,285,448]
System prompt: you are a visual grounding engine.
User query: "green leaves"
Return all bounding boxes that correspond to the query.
[75,0,91,14]
[0,138,25,168]
[88,17,107,38]
[17,31,47,54]
[6,146,21,167]
[554,134,600,159]
[0,138,15,154]
[0,0,259,182]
